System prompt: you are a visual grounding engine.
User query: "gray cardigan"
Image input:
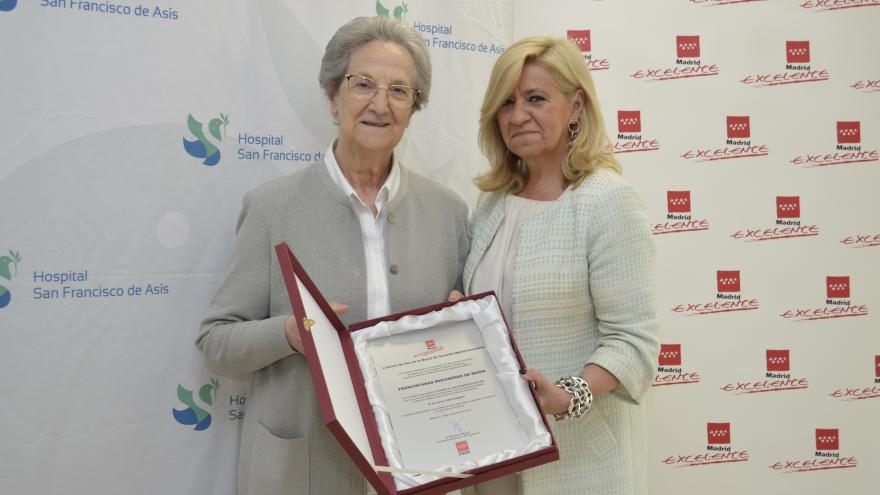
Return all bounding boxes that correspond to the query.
[196,161,469,495]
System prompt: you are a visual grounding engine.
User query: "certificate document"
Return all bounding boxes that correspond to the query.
[366,319,529,470]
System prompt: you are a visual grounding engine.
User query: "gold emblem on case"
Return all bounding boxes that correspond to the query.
[302,317,315,332]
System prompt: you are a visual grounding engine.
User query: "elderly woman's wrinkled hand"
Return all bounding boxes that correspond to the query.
[284,302,349,353]
[447,290,465,303]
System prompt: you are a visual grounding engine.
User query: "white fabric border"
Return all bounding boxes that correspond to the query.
[351,295,552,490]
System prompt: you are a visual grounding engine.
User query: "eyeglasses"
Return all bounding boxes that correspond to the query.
[344,74,421,107]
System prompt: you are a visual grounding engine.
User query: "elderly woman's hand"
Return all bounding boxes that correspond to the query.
[284,302,349,353]
[521,368,574,416]
[447,290,465,303]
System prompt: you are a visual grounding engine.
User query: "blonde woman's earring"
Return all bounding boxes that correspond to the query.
[568,120,581,141]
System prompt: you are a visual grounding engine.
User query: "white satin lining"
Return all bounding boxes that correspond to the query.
[352,295,552,490]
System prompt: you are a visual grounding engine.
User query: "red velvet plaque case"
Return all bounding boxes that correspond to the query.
[275,242,559,495]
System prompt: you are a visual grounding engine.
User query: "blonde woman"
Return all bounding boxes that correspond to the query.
[456,37,658,495]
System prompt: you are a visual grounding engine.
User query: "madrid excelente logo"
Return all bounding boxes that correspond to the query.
[0,250,22,309]
[183,113,229,166]
[0,0,17,12]
[172,378,219,431]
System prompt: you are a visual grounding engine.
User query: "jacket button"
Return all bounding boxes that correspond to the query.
[388,212,396,223]
[389,264,399,275]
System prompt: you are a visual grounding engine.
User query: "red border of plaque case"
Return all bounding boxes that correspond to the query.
[275,242,559,495]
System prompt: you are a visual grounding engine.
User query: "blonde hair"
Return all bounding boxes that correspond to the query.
[475,36,621,194]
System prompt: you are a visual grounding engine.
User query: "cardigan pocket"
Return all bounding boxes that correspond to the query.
[577,403,618,457]
[247,421,310,494]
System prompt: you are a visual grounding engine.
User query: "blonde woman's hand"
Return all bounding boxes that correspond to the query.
[521,368,573,416]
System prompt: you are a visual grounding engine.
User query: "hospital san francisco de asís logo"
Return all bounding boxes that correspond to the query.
[0,0,17,12]
[182,113,229,166]
[383,1,504,55]
[0,250,22,309]
[173,378,219,431]
[376,0,407,21]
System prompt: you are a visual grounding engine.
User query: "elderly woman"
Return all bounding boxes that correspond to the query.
[459,37,658,495]
[196,16,469,495]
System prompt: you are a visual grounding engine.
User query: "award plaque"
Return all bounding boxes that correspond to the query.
[275,242,558,495]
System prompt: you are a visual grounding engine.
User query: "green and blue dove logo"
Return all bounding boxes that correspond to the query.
[182,113,229,166]
[0,250,22,309]
[172,378,219,431]
[376,0,407,21]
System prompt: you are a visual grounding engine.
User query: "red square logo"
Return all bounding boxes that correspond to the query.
[766,350,790,372]
[786,41,810,63]
[816,429,839,451]
[717,270,740,293]
[659,344,682,366]
[618,110,642,133]
[826,276,850,299]
[455,440,470,454]
[727,116,751,139]
[567,30,591,52]
[776,196,800,218]
[677,35,700,58]
[874,356,880,378]
[667,191,691,213]
[837,121,861,144]
[425,339,436,349]
[707,423,731,445]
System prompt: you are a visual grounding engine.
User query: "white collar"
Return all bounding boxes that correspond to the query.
[324,142,400,212]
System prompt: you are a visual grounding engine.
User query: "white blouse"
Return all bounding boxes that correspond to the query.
[469,194,557,317]
[324,143,400,319]
[466,194,556,495]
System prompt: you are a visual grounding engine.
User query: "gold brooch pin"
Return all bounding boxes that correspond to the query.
[302,317,316,332]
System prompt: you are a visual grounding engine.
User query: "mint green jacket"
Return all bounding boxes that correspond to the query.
[463,169,659,495]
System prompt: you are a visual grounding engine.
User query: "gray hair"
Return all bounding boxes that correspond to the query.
[319,16,431,111]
